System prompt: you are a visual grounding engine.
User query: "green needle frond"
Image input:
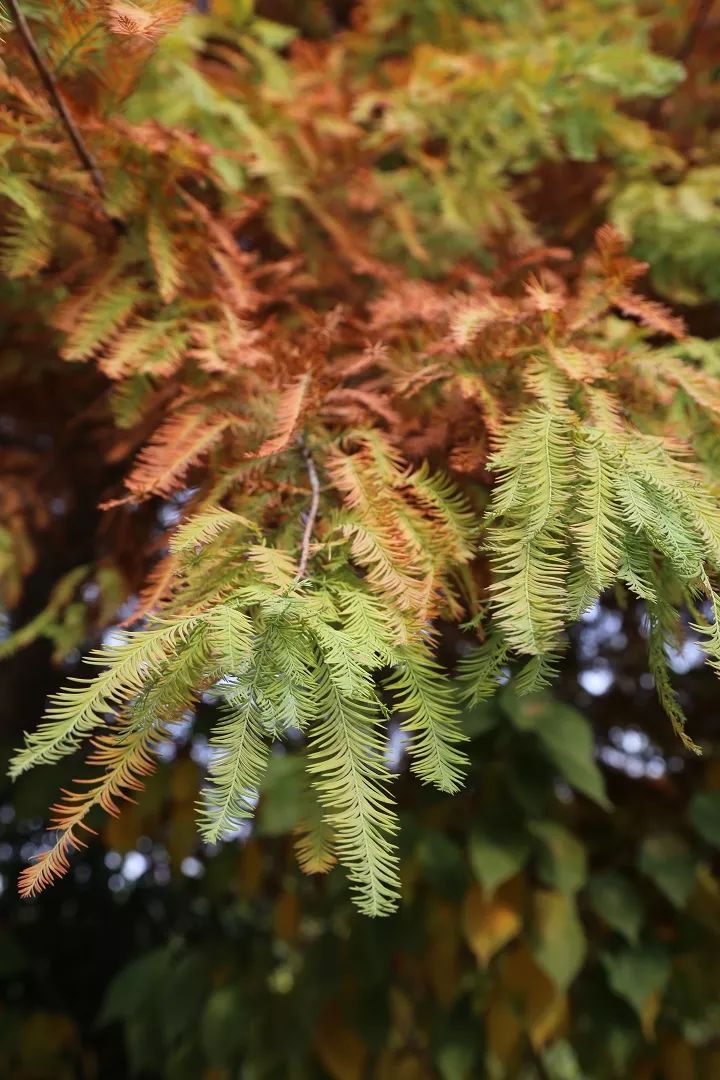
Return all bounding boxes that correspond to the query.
[458,632,509,705]
[306,657,399,917]
[384,645,468,794]
[488,528,568,656]
[572,435,624,591]
[9,619,197,779]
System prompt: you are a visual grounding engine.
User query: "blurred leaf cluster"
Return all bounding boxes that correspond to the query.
[4,660,720,1078]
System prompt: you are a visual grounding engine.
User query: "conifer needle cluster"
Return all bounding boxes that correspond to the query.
[3,1,720,913]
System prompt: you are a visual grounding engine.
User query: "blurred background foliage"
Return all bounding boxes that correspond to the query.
[3,0,720,1077]
[5,618,720,1080]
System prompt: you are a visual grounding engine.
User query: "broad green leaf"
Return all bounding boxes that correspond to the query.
[530,821,587,894]
[541,1039,585,1080]
[201,985,248,1066]
[166,1043,205,1080]
[586,872,645,945]
[688,791,720,847]
[257,753,307,836]
[100,949,169,1024]
[514,702,610,809]
[602,943,671,1019]
[469,823,530,895]
[532,890,586,990]
[462,700,499,738]
[436,1037,477,1080]
[507,742,559,817]
[638,832,697,908]
[434,1014,480,1080]
[0,931,25,979]
[417,829,468,897]
[160,953,208,1046]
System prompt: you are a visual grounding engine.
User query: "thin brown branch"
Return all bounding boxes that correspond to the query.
[34,180,105,213]
[7,0,107,200]
[296,435,321,581]
[646,0,715,129]
[677,0,714,62]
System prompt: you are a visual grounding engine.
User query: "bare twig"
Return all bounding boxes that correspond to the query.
[295,435,321,581]
[34,180,105,213]
[646,0,715,128]
[7,0,107,200]
[677,0,714,63]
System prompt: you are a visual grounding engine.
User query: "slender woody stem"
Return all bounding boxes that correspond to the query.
[646,0,713,128]
[296,435,321,581]
[7,0,107,200]
[677,0,714,62]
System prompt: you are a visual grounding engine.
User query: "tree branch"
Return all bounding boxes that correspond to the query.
[677,0,714,63]
[296,436,321,581]
[7,0,107,200]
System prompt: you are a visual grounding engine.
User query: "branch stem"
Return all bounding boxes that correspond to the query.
[7,0,107,200]
[296,436,320,581]
[677,0,714,62]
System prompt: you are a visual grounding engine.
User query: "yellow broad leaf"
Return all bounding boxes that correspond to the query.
[314,1003,367,1080]
[689,863,720,933]
[170,756,199,802]
[273,889,300,944]
[463,878,523,967]
[699,1046,720,1078]
[104,806,143,853]
[426,900,462,1007]
[20,1012,77,1065]
[641,989,662,1041]
[236,839,264,898]
[389,986,418,1047]
[501,942,568,1050]
[532,889,586,990]
[376,1050,430,1080]
[486,942,568,1072]
[486,998,523,1073]
[659,1035,695,1080]
[167,804,196,866]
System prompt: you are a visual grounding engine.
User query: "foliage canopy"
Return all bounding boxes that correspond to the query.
[3,3,720,1071]
[3,0,720,916]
